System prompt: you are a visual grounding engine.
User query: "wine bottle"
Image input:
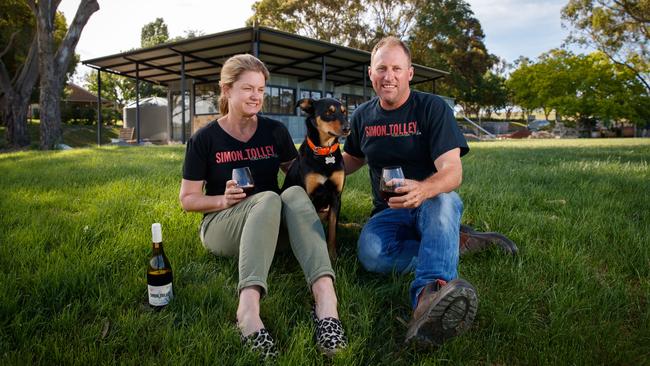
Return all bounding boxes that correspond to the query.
[147,223,173,307]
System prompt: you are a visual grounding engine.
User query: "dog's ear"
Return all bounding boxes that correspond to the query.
[297,98,314,115]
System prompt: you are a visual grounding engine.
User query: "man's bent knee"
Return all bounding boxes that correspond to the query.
[417,192,463,237]
[420,192,462,212]
[421,191,462,219]
[357,232,393,273]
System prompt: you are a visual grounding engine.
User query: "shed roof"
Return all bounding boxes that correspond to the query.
[65,83,110,103]
[82,26,447,88]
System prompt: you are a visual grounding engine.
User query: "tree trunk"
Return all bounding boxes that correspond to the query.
[38,68,62,149]
[505,107,513,121]
[3,94,31,147]
[30,0,99,150]
[34,0,60,149]
[0,36,39,148]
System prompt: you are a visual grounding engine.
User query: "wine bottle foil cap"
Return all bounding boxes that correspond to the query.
[152,223,162,243]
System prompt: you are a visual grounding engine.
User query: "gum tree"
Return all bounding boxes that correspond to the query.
[409,0,496,118]
[562,0,649,93]
[29,0,99,149]
[247,0,419,50]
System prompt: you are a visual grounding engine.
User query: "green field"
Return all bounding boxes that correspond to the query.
[1,138,648,365]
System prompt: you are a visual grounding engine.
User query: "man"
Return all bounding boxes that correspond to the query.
[343,36,506,347]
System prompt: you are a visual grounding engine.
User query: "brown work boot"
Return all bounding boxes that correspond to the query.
[460,224,518,256]
[405,278,478,348]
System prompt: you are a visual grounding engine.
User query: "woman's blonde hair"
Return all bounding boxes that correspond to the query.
[218,54,270,115]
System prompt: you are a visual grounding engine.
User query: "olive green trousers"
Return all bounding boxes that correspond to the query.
[200,186,334,295]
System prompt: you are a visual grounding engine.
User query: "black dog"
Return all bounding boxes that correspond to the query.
[282,98,351,260]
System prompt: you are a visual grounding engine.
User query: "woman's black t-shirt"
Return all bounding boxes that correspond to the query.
[182,115,298,196]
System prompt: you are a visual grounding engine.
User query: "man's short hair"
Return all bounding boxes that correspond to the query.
[371,36,412,66]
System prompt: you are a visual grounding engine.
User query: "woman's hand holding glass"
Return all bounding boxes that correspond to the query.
[222,167,255,208]
[232,167,255,195]
[222,180,247,208]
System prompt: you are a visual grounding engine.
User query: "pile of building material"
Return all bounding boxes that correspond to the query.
[529,131,557,139]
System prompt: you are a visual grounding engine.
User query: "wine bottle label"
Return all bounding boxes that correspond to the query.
[148,283,173,306]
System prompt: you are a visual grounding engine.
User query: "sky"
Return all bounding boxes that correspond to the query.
[59,0,579,82]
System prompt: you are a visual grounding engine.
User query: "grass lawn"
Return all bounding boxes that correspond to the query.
[1,138,648,365]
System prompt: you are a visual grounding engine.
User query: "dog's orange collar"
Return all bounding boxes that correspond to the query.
[307,137,339,156]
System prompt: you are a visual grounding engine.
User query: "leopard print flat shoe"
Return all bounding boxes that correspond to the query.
[311,307,348,357]
[240,328,279,360]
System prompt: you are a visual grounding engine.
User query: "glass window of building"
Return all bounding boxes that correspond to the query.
[263,86,295,115]
[297,90,334,114]
[342,94,369,116]
[194,82,220,115]
[299,89,334,100]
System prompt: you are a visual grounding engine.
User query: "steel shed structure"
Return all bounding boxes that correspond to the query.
[83,26,449,145]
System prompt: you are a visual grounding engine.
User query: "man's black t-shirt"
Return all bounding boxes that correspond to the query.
[182,115,298,197]
[344,91,469,215]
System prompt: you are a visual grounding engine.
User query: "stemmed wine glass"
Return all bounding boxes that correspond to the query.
[232,167,255,196]
[379,166,405,202]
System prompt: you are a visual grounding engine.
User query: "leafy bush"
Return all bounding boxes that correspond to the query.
[60,102,120,125]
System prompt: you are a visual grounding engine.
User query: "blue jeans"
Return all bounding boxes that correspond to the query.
[357,192,463,309]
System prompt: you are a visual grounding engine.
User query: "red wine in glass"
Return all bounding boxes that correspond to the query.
[232,167,255,196]
[241,185,255,196]
[379,189,407,202]
[380,166,406,202]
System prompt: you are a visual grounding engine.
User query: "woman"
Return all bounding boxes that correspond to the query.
[179,54,347,359]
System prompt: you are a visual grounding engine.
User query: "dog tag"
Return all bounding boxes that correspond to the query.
[325,156,336,164]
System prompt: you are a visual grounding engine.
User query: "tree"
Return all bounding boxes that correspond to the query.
[553,51,650,128]
[491,58,517,120]
[85,69,166,115]
[0,1,35,89]
[248,0,420,51]
[507,49,650,128]
[475,57,510,119]
[29,0,99,149]
[508,51,578,121]
[135,18,170,98]
[0,0,38,147]
[478,70,508,120]
[506,57,537,119]
[169,29,206,42]
[409,0,496,118]
[562,0,650,92]
[85,18,178,116]
[363,0,420,48]
[141,17,169,48]
[0,1,70,148]
[248,0,369,49]
[84,70,133,111]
